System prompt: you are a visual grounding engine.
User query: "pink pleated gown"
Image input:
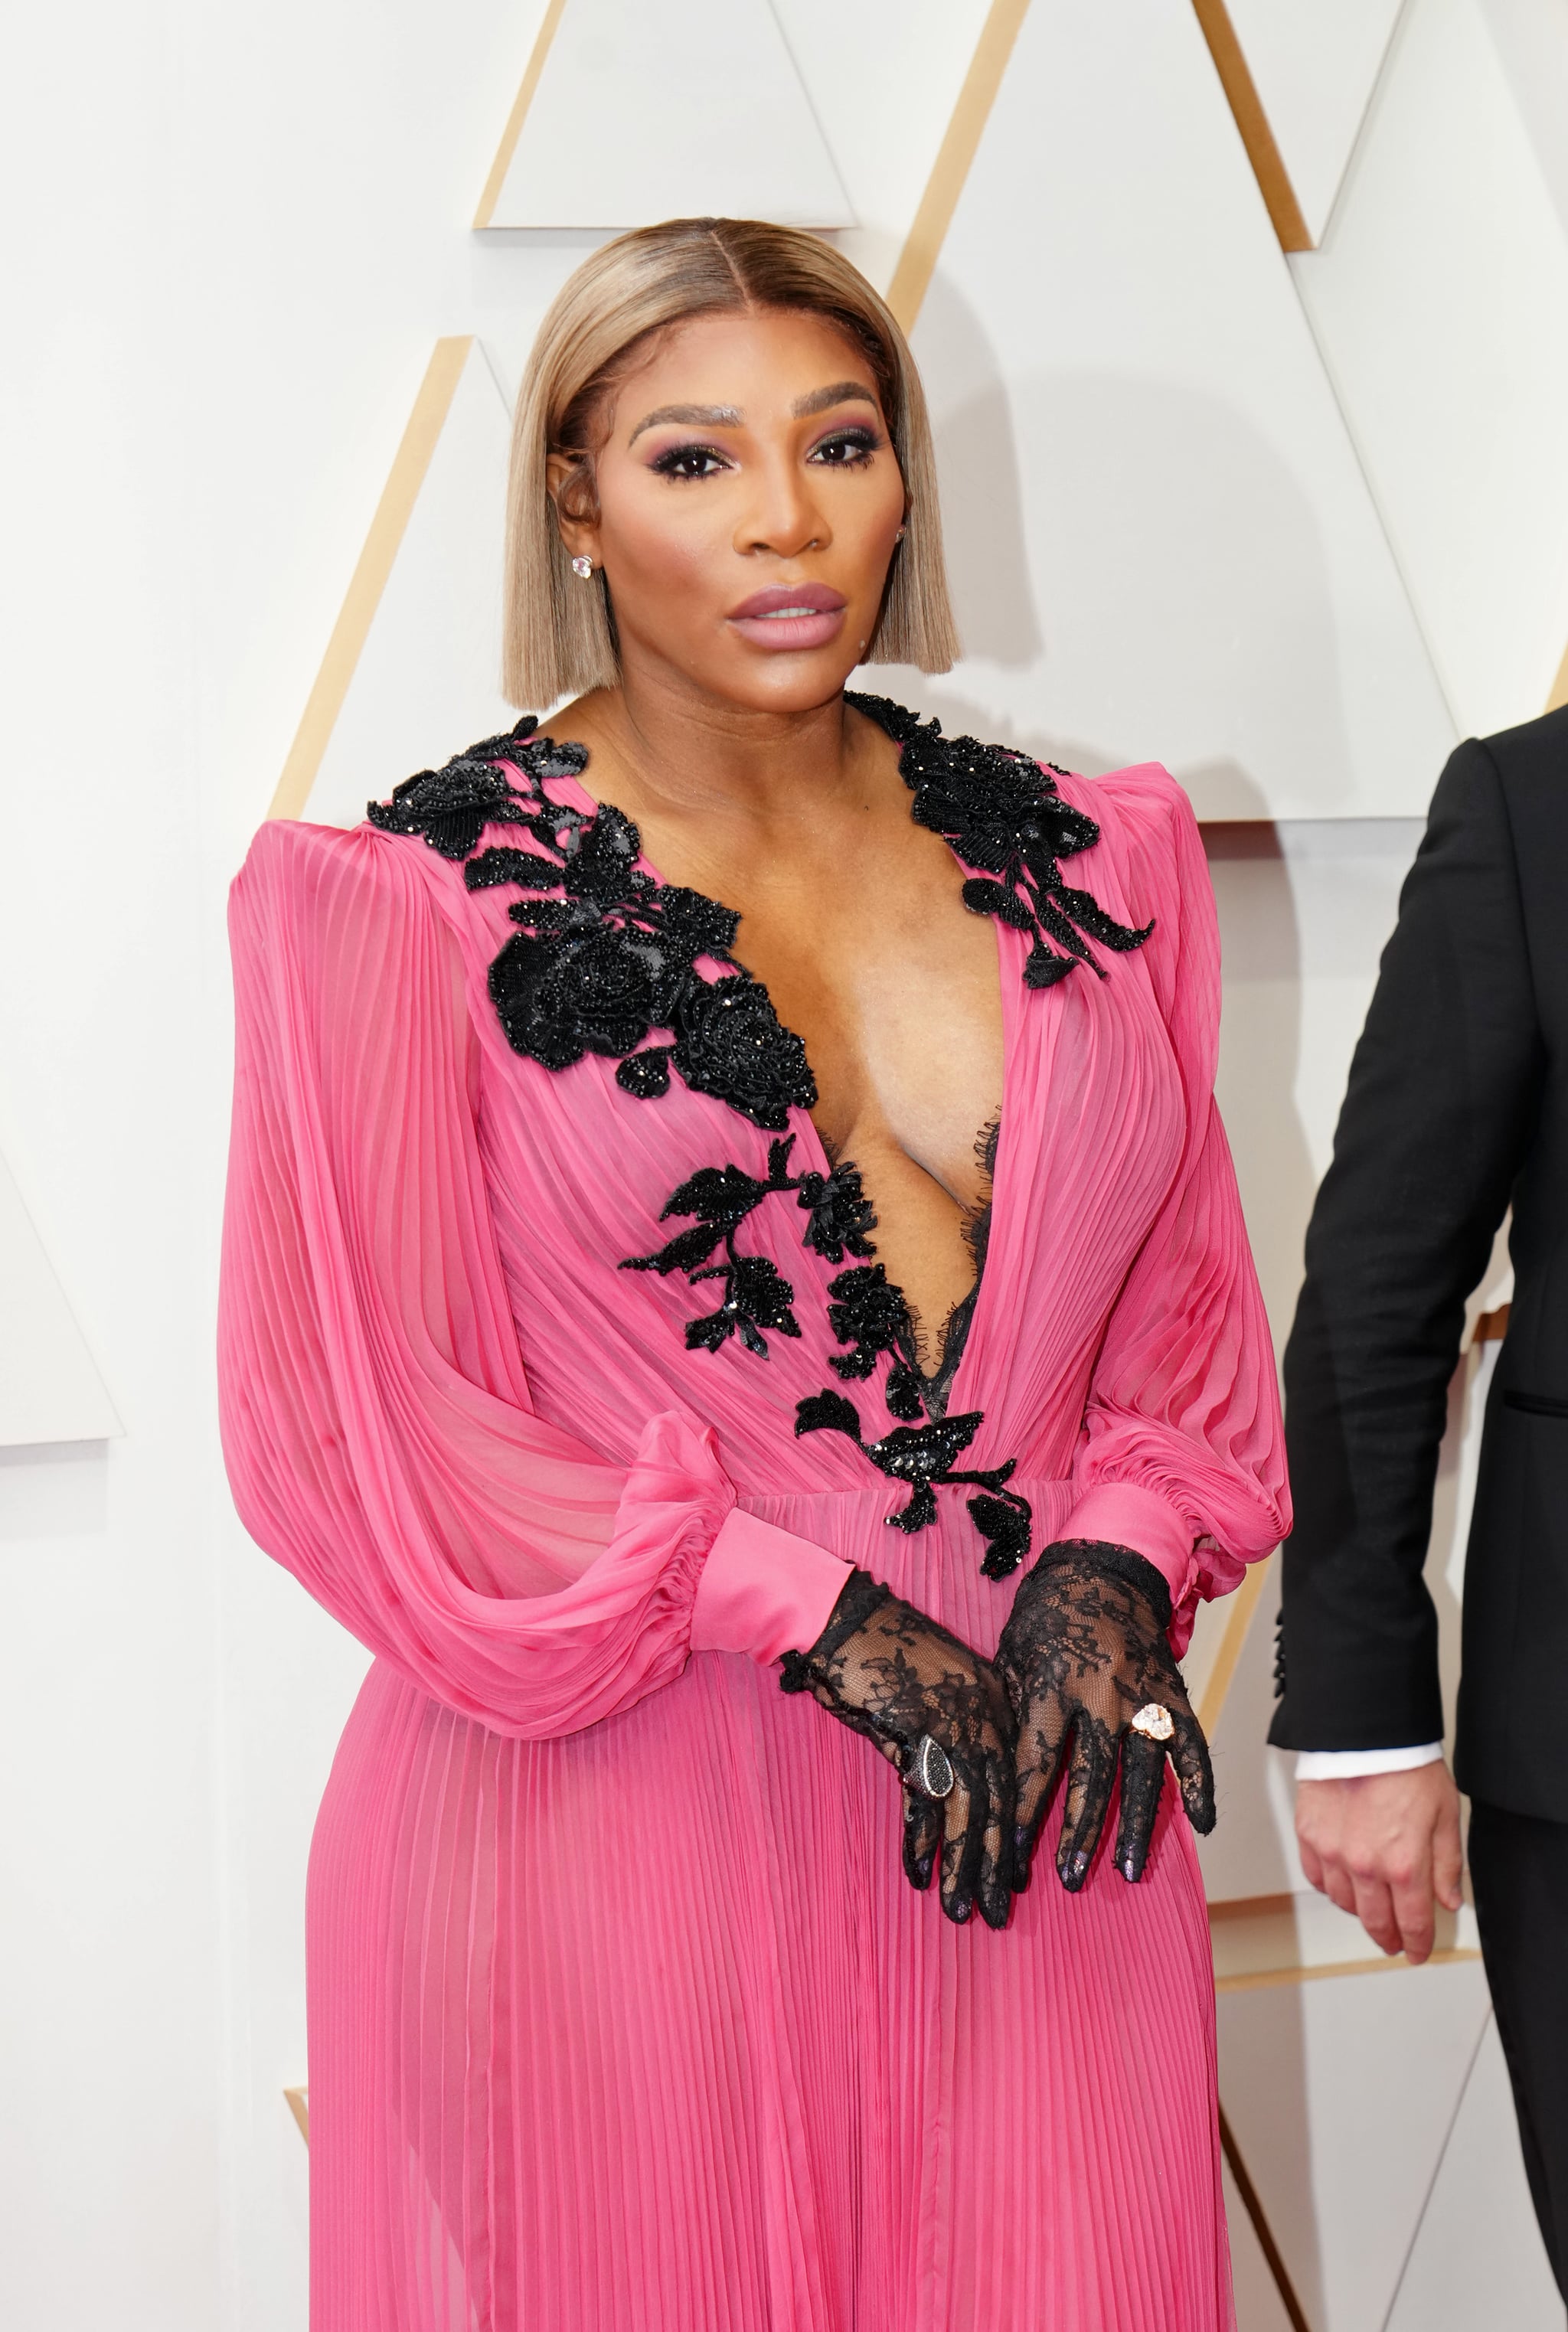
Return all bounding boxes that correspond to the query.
[219,701,1288,2332]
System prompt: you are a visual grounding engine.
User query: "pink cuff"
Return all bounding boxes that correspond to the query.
[1057,1481,1197,1606]
[690,1509,854,1664]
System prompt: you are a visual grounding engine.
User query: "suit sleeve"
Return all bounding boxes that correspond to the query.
[217,821,849,1741]
[1270,740,1545,1750]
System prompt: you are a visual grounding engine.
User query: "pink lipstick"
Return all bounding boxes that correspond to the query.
[727,581,847,652]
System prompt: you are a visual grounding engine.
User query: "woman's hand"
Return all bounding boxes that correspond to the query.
[996,1540,1215,1893]
[781,1569,1017,1929]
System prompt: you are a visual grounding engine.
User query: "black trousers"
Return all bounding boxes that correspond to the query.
[1468,1798,1568,2299]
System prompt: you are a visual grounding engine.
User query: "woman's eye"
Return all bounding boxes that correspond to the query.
[809,429,879,467]
[648,443,731,480]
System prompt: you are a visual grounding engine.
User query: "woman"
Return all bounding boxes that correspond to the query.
[220,218,1288,2330]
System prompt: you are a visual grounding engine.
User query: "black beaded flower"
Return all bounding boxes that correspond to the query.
[850,692,1154,988]
[369,722,812,1127]
[670,972,815,1133]
[795,1161,877,1263]
[622,1139,807,1355]
[368,718,590,860]
[794,1389,1033,1576]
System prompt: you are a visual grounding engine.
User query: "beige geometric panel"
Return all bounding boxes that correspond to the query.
[1383,2017,1562,2332]
[1292,0,1568,738]
[284,2086,309,2144]
[279,340,517,832]
[772,0,995,296]
[475,0,854,233]
[1219,1958,1493,2332]
[1221,0,1406,246]
[1223,2131,1311,2332]
[866,0,1455,821]
[0,1148,119,1447]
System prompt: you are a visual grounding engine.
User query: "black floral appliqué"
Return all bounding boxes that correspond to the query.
[369,718,815,1128]
[794,1390,1034,1579]
[850,694,1154,988]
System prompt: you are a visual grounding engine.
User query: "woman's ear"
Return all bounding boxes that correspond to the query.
[546,450,600,567]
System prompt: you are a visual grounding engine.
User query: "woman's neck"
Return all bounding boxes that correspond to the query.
[556,663,884,847]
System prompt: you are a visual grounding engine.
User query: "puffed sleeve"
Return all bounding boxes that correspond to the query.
[218,821,850,1738]
[1060,772,1290,1651]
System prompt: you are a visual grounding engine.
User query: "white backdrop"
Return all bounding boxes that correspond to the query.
[2,5,1566,2328]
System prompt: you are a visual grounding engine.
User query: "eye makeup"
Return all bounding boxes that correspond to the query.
[645,422,884,482]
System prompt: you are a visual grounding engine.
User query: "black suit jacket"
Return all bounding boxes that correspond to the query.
[1271,704,1568,1817]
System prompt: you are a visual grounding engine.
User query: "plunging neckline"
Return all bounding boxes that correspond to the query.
[545,724,1012,1419]
[365,695,1151,1576]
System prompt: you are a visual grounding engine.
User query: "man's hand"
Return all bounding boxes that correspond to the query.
[1295,1764,1464,1964]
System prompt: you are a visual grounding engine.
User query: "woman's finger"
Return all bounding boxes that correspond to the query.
[939,1773,986,1925]
[1011,1696,1069,1889]
[1056,1722,1116,1892]
[1170,1704,1217,1834]
[902,1780,942,1891]
[977,1752,1016,1930]
[1113,1731,1166,1882]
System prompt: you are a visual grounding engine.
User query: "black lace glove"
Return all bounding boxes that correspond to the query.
[781,1569,1017,1929]
[995,1540,1216,1893]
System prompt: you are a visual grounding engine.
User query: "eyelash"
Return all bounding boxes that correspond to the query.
[647,426,883,482]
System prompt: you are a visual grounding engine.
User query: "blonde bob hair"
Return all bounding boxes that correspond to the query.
[503,217,959,707]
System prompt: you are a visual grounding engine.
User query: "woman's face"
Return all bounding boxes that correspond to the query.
[550,309,908,714]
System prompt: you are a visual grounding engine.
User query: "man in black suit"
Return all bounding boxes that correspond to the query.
[1272,702,1568,2293]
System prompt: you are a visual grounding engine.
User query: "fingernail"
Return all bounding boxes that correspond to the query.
[1119,1854,1139,1883]
[1059,1850,1089,1893]
[916,1854,935,1889]
[949,1895,972,1924]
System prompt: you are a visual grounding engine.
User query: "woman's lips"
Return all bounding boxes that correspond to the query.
[727,581,848,652]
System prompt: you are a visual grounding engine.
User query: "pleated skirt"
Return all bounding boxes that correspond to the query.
[305,1485,1233,2332]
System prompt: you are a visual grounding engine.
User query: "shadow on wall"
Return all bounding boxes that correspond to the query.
[878,274,1365,818]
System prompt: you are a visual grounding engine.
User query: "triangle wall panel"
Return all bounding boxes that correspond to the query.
[867,0,1455,820]
[302,342,517,831]
[0,1151,120,1447]
[1223,0,1406,245]
[481,0,854,232]
[1292,0,1568,737]
[1383,2017,1563,2332]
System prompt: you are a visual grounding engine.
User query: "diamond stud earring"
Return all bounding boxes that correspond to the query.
[893,525,907,542]
[571,555,593,580]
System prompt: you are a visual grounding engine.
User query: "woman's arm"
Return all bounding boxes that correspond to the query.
[1001,773,1289,1886]
[1060,772,1291,1644]
[218,820,849,1739]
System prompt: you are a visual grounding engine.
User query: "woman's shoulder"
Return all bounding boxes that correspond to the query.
[1057,759,1200,858]
[234,812,458,928]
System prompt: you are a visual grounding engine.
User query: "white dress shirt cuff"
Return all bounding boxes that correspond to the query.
[1294,1742,1446,1781]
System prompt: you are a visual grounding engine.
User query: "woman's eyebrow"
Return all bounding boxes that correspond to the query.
[792,381,877,418]
[628,403,743,443]
[626,383,878,444]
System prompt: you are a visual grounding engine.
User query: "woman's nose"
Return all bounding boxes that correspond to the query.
[733,452,829,560]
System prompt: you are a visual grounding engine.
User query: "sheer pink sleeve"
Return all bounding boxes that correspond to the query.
[1061,776,1290,1651]
[217,821,848,1737]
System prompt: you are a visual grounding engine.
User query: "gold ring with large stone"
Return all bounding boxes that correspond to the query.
[1129,1703,1175,1742]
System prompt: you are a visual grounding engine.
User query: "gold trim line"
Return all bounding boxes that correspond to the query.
[1189,0,1312,254]
[1219,2105,1313,2332]
[1194,1547,1272,1739]
[885,0,1034,333]
[473,0,570,231]
[267,338,473,824]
